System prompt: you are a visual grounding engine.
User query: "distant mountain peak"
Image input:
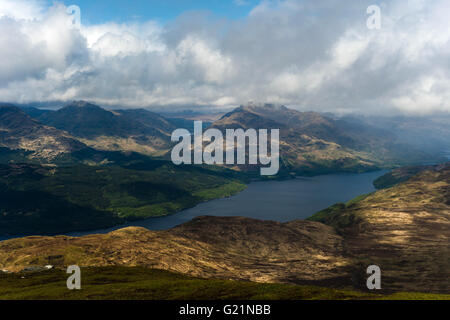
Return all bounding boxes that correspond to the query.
[240,102,288,112]
[0,103,86,158]
[0,104,38,129]
[29,102,176,155]
[60,101,110,114]
[210,104,432,174]
[68,100,98,108]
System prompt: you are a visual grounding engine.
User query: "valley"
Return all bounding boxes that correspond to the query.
[1,102,442,236]
[1,0,449,304]
[61,169,385,237]
[0,162,448,296]
[0,102,448,299]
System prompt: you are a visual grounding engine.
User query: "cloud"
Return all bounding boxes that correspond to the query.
[0,0,45,20]
[0,0,449,115]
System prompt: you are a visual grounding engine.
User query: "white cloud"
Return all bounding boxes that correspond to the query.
[0,0,45,20]
[82,21,165,56]
[0,0,449,115]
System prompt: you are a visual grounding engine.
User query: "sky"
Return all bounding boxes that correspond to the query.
[56,0,259,24]
[0,0,449,115]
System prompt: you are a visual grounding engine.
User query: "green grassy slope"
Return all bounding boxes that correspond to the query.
[0,162,246,236]
[1,267,448,300]
[306,193,371,228]
[372,165,429,189]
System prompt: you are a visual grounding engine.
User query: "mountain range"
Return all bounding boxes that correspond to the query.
[0,104,85,160]
[34,101,177,156]
[212,104,434,174]
[1,101,441,173]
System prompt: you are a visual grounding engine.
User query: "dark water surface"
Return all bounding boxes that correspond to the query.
[63,170,387,237]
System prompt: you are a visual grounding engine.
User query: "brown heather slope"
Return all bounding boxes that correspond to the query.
[0,218,350,286]
[310,162,450,293]
[0,163,448,293]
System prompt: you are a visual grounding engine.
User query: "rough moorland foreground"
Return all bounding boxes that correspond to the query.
[0,163,448,295]
[1,267,448,300]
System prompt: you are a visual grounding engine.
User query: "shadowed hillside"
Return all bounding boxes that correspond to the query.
[0,162,246,236]
[1,163,448,294]
[210,104,435,174]
[36,101,176,156]
[309,162,450,293]
[0,105,86,159]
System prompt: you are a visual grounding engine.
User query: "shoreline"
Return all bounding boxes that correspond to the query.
[0,169,388,241]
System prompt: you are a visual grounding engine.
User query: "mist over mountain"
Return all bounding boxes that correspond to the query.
[211,104,437,174]
[342,114,450,156]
